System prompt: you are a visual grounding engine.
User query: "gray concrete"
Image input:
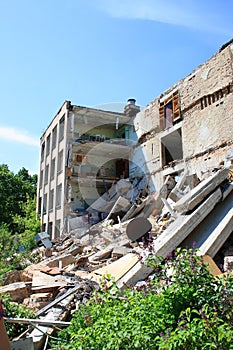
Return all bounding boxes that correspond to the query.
[173,169,228,213]
[152,188,222,258]
[181,187,233,257]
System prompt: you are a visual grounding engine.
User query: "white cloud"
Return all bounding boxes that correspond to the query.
[0,127,39,147]
[96,0,232,35]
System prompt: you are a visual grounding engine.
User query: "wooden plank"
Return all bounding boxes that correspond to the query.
[36,284,80,316]
[202,255,222,276]
[117,262,154,290]
[31,270,67,291]
[93,253,139,282]
[5,317,71,327]
[30,295,74,350]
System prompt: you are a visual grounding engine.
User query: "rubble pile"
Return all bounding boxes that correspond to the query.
[1,167,233,349]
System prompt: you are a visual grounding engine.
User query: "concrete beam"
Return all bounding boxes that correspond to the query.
[199,207,233,257]
[116,188,222,289]
[117,261,154,290]
[181,185,233,255]
[173,169,228,213]
[152,188,222,258]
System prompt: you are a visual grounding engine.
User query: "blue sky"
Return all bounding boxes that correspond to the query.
[0,0,232,174]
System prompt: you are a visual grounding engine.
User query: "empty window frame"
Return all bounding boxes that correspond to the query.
[52,125,57,150]
[57,150,63,173]
[43,193,47,214]
[41,142,45,162]
[161,128,183,166]
[48,222,53,237]
[159,91,180,129]
[48,222,53,236]
[55,219,61,238]
[39,169,43,188]
[44,164,49,184]
[49,189,54,211]
[46,134,51,156]
[38,197,42,215]
[56,183,62,207]
[59,115,65,142]
[51,158,56,180]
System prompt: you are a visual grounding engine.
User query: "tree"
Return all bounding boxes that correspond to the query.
[14,196,40,250]
[0,165,22,228]
[0,164,38,234]
[16,167,37,200]
[0,164,40,274]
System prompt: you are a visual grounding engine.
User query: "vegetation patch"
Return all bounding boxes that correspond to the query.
[52,249,233,349]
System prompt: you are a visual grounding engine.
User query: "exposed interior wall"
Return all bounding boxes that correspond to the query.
[73,122,117,140]
[131,43,233,192]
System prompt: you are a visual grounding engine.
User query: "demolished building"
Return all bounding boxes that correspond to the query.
[3,38,233,349]
[37,39,233,240]
[37,100,140,239]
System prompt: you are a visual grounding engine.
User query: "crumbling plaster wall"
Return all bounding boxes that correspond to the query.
[181,44,233,159]
[132,43,233,189]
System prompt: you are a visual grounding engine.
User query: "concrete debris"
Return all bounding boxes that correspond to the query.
[2,168,233,349]
[169,172,200,202]
[0,282,30,302]
[173,168,228,213]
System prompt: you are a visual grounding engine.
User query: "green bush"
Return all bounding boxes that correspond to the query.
[2,294,36,339]
[52,248,233,349]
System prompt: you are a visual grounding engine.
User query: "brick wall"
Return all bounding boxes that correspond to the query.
[132,42,233,188]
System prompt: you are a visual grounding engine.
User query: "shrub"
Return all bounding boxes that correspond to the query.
[52,248,233,349]
[2,294,36,339]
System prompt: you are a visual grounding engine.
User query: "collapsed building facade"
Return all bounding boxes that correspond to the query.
[37,39,233,239]
[37,100,140,238]
[4,38,233,350]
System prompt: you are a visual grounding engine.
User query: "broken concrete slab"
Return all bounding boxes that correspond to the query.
[87,179,132,214]
[20,262,48,282]
[93,253,139,283]
[1,269,22,286]
[105,196,131,221]
[46,253,76,268]
[31,271,66,292]
[88,247,113,262]
[23,292,54,311]
[116,261,154,290]
[0,282,29,302]
[138,194,163,218]
[198,204,233,258]
[112,246,132,258]
[161,197,178,218]
[182,186,233,257]
[152,188,222,258]
[173,168,228,213]
[169,172,200,202]
[66,244,84,256]
[121,203,139,222]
